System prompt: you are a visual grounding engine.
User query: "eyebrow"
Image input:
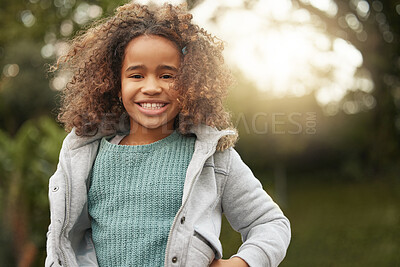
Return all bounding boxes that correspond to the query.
[125,64,145,72]
[157,65,178,72]
[125,64,178,72]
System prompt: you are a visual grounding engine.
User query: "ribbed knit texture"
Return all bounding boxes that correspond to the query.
[88,131,195,267]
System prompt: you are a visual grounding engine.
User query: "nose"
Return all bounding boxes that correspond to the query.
[141,76,162,95]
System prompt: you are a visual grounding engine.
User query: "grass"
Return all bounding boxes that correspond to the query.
[219,175,400,266]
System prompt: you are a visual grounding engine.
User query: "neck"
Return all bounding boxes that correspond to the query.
[121,122,175,146]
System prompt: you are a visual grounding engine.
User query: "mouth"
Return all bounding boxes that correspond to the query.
[137,102,168,110]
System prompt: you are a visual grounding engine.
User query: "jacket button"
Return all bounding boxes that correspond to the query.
[52,186,59,192]
[172,256,178,263]
[180,216,185,224]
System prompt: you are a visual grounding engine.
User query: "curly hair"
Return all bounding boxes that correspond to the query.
[54,2,237,150]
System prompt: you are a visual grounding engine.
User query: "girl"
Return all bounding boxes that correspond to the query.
[46,2,290,267]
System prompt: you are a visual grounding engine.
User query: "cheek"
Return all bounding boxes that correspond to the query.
[167,82,180,98]
[120,80,136,98]
[169,89,180,107]
[170,89,179,99]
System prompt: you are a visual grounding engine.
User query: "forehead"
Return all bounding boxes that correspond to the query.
[122,35,181,69]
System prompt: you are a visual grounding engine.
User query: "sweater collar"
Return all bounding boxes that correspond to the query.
[65,124,236,151]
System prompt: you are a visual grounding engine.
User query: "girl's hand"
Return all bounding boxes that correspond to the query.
[210,257,249,267]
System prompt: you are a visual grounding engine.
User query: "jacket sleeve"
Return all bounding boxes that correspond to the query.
[221,148,291,267]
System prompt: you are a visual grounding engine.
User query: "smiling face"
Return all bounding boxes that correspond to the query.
[120,35,181,142]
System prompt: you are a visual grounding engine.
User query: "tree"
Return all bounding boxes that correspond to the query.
[291,0,400,173]
[0,0,126,135]
[0,117,66,266]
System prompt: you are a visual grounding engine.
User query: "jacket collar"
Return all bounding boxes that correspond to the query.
[188,124,236,144]
[65,124,236,151]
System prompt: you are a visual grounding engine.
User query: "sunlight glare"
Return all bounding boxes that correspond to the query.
[308,0,338,17]
[255,0,292,21]
[191,0,369,106]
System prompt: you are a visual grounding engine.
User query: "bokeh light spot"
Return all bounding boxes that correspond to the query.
[60,20,74,36]
[3,64,20,77]
[41,44,55,58]
[21,10,36,27]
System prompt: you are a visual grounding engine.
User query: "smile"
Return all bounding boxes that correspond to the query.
[135,102,170,116]
[139,103,167,110]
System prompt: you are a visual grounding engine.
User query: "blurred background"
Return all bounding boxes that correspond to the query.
[0,0,399,266]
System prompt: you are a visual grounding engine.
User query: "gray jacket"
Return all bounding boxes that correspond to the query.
[46,124,290,267]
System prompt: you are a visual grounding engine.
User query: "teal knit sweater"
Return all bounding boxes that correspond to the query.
[88,131,196,267]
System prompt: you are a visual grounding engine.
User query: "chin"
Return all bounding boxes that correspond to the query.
[141,121,170,130]
[143,124,164,130]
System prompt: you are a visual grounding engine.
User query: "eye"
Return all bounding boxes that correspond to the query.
[129,74,143,79]
[160,74,174,80]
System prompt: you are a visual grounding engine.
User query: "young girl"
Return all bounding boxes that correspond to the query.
[46,2,290,267]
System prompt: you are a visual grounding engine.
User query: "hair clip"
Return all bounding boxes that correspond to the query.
[182,46,187,55]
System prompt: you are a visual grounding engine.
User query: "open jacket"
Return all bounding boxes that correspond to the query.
[46,124,291,267]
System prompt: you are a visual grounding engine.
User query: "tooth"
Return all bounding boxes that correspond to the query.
[140,103,165,109]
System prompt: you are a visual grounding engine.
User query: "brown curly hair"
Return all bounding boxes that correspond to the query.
[54,2,237,150]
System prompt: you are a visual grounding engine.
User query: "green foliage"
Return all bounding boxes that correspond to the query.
[0,0,128,134]
[0,40,57,134]
[0,116,65,266]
